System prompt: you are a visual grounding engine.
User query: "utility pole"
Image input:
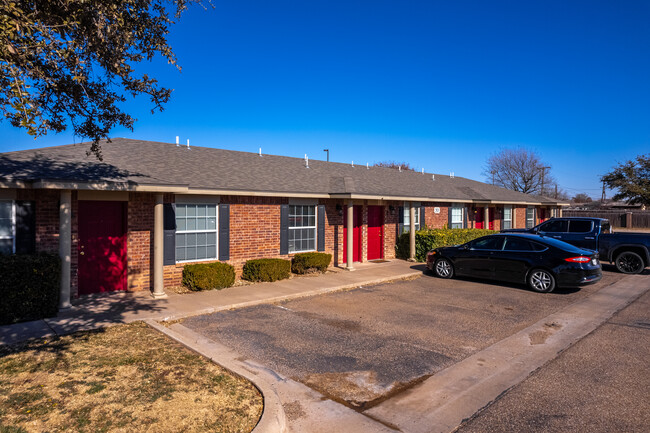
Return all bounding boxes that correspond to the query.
[491,170,496,185]
[601,182,606,202]
[540,166,551,196]
[555,184,558,199]
[323,149,329,162]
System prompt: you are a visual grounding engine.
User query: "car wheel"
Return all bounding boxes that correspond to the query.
[434,258,454,279]
[527,269,556,293]
[615,251,645,274]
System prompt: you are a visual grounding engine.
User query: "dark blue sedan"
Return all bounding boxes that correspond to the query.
[426,233,602,293]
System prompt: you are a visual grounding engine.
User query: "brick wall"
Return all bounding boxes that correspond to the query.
[383,202,400,259]
[127,192,154,291]
[422,202,451,229]
[514,206,527,228]
[20,188,549,294]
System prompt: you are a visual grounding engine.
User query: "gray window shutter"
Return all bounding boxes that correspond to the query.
[280,204,289,255]
[163,203,176,265]
[15,200,35,254]
[317,205,325,252]
[463,207,469,229]
[398,206,404,235]
[448,206,453,228]
[420,205,426,229]
[219,204,230,261]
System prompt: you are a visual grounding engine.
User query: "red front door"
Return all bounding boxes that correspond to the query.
[539,208,547,222]
[343,205,362,263]
[367,206,384,260]
[78,201,127,294]
[475,207,484,229]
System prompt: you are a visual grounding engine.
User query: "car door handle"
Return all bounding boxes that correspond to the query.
[585,237,595,240]
[552,236,561,239]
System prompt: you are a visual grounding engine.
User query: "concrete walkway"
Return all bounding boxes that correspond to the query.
[0,259,422,346]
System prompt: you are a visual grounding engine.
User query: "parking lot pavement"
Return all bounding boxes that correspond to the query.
[181,269,626,409]
[456,287,650,433]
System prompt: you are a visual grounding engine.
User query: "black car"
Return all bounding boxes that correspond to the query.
[502,217,650,274]
[426,233,602,293]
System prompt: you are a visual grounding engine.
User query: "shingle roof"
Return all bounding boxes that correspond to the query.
[0,138,564,205]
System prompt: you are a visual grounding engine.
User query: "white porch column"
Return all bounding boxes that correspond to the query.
[408,202,416,261]
[346,201,355,271]
[484,206,490,230]
[152,193,167,298]
[59,190,71,309]
[559,207,563,217]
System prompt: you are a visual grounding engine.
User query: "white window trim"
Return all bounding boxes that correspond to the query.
[503,205,513,229]
[175,203,219,263]
[450,206,464,229]
[0,200,16,254]
[288,204,317,254]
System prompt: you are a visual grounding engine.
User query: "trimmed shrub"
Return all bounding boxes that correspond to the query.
[291,252,332,274]
[0,253,60,325]
[182,262,235,291]
[396,228,497,262]
[242,258,291,282]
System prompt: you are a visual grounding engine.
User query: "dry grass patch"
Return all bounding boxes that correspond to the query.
[0,322,262,433]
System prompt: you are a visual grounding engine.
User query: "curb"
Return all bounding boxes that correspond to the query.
[156,270,422,323]
[145,319,288,433]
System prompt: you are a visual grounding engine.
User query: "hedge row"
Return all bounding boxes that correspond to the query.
[0,253,60,325]
[396,228,497,262]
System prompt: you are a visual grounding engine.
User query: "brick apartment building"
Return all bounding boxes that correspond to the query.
[0,138,566,307]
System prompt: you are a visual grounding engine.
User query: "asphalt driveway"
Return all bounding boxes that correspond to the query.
[181,268,626,409]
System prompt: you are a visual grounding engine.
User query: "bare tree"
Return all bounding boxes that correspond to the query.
[373,161,416,171]
[572,193,593,203]
[483,148,556,195]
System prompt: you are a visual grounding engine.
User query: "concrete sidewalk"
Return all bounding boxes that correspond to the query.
[0,259,422,346]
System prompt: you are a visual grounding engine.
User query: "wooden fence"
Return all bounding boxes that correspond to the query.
[563,210,650,229]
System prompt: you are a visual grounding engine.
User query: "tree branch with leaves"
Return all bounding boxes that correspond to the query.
[0,0,203,159]
[601,154,650,206]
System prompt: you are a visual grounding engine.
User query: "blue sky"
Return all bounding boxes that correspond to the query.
[1,0,648,198]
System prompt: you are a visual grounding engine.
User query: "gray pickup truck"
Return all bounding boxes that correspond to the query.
[502,217,650,274]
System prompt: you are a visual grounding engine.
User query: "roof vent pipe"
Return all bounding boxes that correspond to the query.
[399,166,401,172]
[351,161,354,167]
[305,154,309,168]
[421,168,424,174]
[450,172,454,178]
[187,139,190,150]
[367,162,369,169]
[432,174,435,181]
[176,136,180,146]
[259,148,262,156]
